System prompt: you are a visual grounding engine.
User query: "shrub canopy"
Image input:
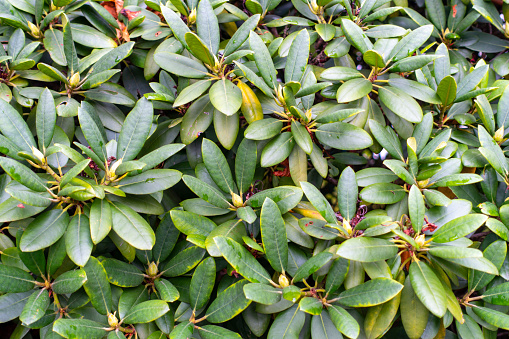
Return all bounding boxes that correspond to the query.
[0,0,508,338]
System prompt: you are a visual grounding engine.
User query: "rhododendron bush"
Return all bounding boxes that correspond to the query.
[0,0,508,337]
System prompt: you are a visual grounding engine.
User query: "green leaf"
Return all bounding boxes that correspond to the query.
[160,6,190,48]
[117,98,153,161]
[171,321,195,338]
[196,0,220,55]
[300,181,337,223]
[190,257,216,310]
[379,86,423,123]
[110,201,155,250]
[427,246,482,259]
[468,240,506,291]
[475,94,495,135]
[337,166,357,221]
[182,175,231,208]
[337,237,398,262]
[336,78,372,103]
[387,25,434,61]
[285,29,310,83]
[37,63,68,83]
[235,138,257,194]
[260,133,295,167]
[155,278,180,302]
[319,66,363,82]
[244,283,282,305]
[336,278,403,307]
[0,265,35,293]
[123,300,169,324]
[173,80,212,108]
[457,65,489,99]
[65,214,92,267]
[249,31,277,89]
[20,209,69,252]
[245,118,283,140]
[390,55,441,72]
[0,158,47,192]
[83,256,112,315]
[78,103,107,161]
[324,258,349,295]
[408,185,425,233]
[0,98,36,153]
[198,325,242,339]
[431,214,488,243]
[311,312,343,339]
[19,289,49,325]
[290,120,312,155]
[359,183,406,204]
[400,275,429,339]
[388,78,442,104]
[327,304,360,338]
[162,246,206,277]
[299,297,323,315]
[292,252,333,282]
[260,198,288,273]
[88,42,135,76]
[267,304,305,339]
[224,14,260,56]
[102,258,145,287]
[117,169,182,194]
[247,186,302,213]
[472,306,509,330]
[180,95,214,144]
[209,79,243,116]
[51,269,87,294]
[432,173,483,187]
[315,122,373,150]
[201,138,237,195]
[53,319,108,339]
[62,16,78,76]
[409,261,446,317]
[89,199,112,245]
[60,159,91,188]
[36,88,56,151]
[483,282,509,305]
[184,32,216,66]
[478,125,509,177]
[368,119,404,161]
[341,19,373,54]
[437,75,457,106]
[154,52,208,78]
[214,236,272,284]
[425,0,446,31]
[206,279,251,323]
[43,28,66,66]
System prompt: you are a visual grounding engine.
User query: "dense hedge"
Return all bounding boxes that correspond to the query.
[0,0,508,338]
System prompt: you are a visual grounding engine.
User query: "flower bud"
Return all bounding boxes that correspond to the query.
[232,192,243,207]
[279,274,289,288]
[415,234,425,248]
[107,312,118,328]
[494,126,505,143]
[110,159,123,176]
[69,72,80,88]
[310,0,319,13]
[417,179,430,189]
[32,146,45,163]
[28,22,40,38]
[343,218,352,235]
[188,8,197,25]
[147,262,158,277]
